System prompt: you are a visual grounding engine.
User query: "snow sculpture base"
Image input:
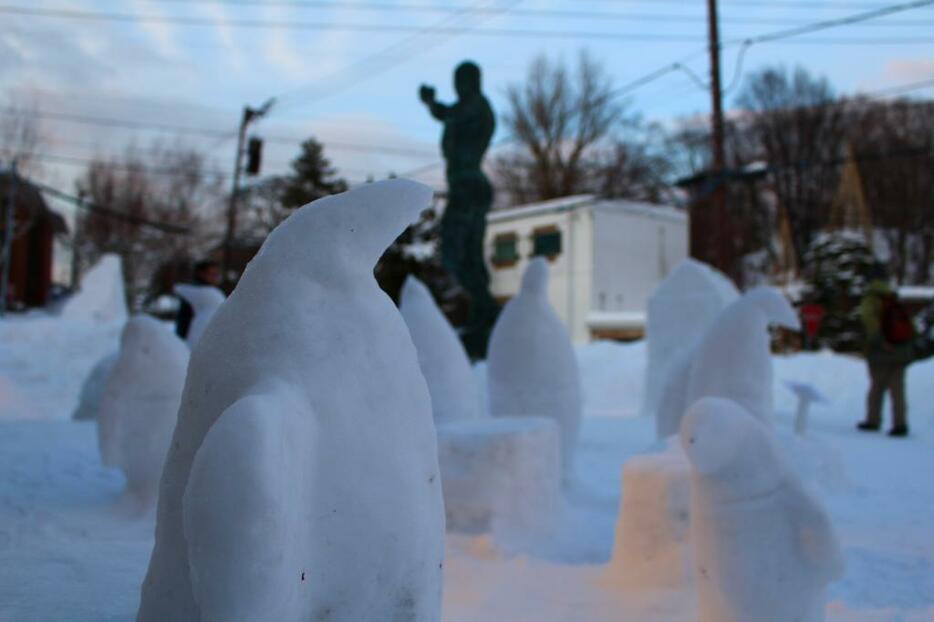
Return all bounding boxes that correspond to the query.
[437,417,561,537]
[610,442,693,590]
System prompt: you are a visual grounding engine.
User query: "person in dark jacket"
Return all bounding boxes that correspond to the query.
[175,260,221,339]
[856,267,914,437]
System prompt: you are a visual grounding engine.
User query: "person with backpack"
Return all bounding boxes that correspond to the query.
[857,267,915,437]
[175,259,222,340]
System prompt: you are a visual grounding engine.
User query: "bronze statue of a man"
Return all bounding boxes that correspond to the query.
[419,61,498,358]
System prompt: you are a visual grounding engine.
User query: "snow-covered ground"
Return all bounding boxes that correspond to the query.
[1,311,933,621]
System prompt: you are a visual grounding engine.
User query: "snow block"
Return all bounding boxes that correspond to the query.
[609,441,693,591]
[682,397,844,622]
[72,352,117,421]
[97,316,188,506]
[138,179,445,622]
[643,259,738,420]
[437,417,561,537]
[63,254,127,324]
[173,284,225,349]
[400,275,482,424]
[487,257,582,480]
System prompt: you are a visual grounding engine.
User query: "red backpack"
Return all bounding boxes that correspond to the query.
[881,295,915,344]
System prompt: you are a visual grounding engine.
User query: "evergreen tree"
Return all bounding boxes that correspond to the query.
[800,231,880,352]
[279,138,348,209]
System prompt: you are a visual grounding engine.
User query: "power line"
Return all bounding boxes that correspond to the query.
[4,5,933,43]
[28,178,192,234]
[0,107,437,158]
[131,0,934,27]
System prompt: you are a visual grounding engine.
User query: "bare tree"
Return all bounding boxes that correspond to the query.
[76,142,223,308]
[0,98,43,174]
[849,99,934,283]
[494,51,622,203]
[734,66,848,263]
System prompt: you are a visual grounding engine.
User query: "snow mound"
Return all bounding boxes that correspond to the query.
[72,352,118,421]
[173,284,225,348]
[138,179,445,622]
[0,374,41,419]
[487,257,582,479]
[63,254,127,324]
[643,259,738,419]
[96,316,187,507]
[437,417,561,539]
[400,275,482,424]
[682,397,844,622]
[609,440,692,591]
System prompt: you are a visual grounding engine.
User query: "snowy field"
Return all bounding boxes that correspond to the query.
[2,312,934,621]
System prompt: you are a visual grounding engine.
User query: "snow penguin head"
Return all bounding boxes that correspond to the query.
[251,179,433,283]
[520,257,550,299]
[120,315,185,362]
[680,397,790,499]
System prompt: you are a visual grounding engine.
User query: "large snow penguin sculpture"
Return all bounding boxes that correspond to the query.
[96,315,188,506]
[173,283,225,348]
[681,397,844,622]
[685,286,800,426]
[487,257,581,480]
[137,180,445,622]
[657,286,800,438]
[400,275,482,424]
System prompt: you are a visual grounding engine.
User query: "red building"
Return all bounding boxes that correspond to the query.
[1,173,68,309]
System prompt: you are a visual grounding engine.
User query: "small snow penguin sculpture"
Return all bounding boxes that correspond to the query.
[137,180,444,622]
[97,316,188,506]
[173,284,225,348]
[487,257,581,480]
[400,275,482,424]
[681,397,844,622]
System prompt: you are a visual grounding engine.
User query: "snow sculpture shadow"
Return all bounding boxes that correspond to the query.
[137,179,445,622]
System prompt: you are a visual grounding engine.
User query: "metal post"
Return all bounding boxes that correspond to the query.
[221,98,275,290]
[0,160,17,316]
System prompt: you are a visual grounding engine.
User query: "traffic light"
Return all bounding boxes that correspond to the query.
[245,137,263,176]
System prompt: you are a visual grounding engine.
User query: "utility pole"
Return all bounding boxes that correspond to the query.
[222,98,275,289]
[705,0,735,282]
[0,160,17,316]
[71,190,85,290]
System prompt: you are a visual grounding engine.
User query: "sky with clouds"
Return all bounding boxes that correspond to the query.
[2,0,933,209]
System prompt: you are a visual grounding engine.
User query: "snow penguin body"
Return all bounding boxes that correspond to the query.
[487,257,581,479]
[681,397,844,622]
[137,180,445,622]
[97,315,188,506]
[400,275,481,424]
[173,284,225,348]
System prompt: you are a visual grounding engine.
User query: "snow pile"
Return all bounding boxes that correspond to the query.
[400,275,482,424]
[437,417,561,539]
[682,397,844,622]
[97,316,188,507]
[658,286,800,438]
[62,254,127,324]
[173,284,226,348]
[0,313,123,421]
[138,180,445,621]
[487,257,582,479]
[0,374,40,420]
[642,259,737,419]
[72,352,117,421]
[608,440,693,591]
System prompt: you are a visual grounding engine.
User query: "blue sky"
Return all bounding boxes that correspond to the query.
[2,0,933,199]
